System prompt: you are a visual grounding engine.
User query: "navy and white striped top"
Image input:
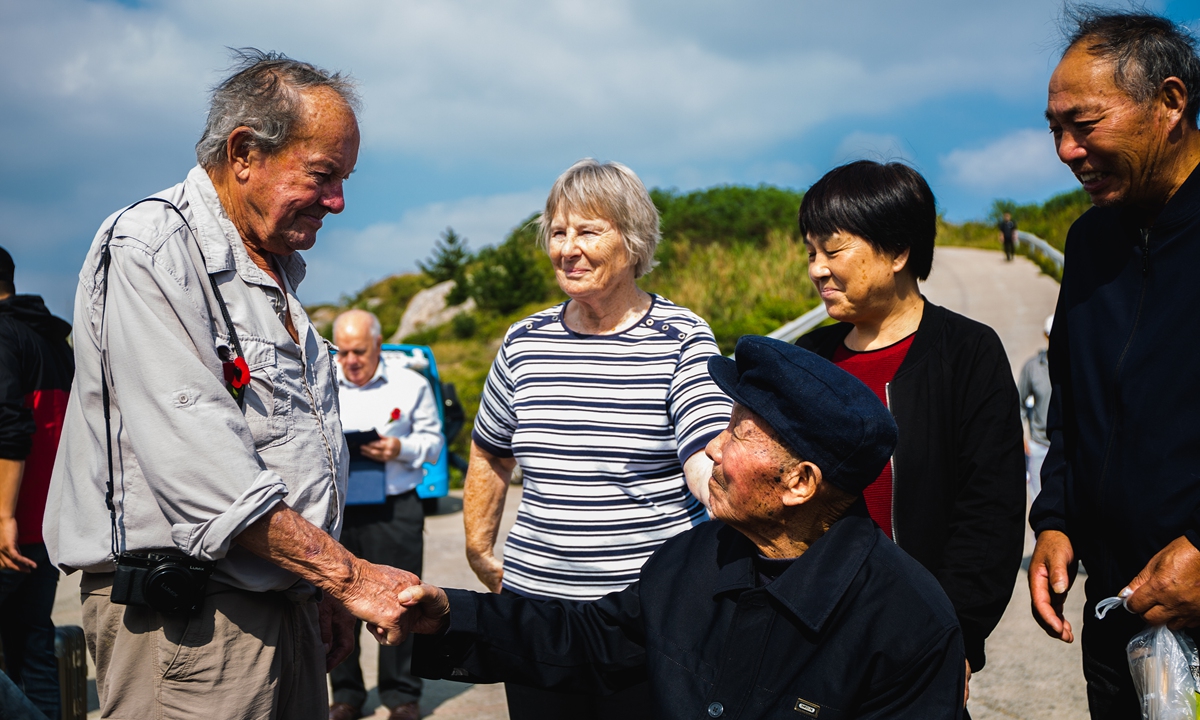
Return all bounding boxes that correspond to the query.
[473,295,732,600]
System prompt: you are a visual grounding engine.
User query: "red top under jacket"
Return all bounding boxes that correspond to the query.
[831,334,914,538]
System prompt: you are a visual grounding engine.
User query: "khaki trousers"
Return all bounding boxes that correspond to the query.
[81,573,326,720]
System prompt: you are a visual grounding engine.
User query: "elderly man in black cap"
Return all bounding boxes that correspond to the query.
[401,336,965,719]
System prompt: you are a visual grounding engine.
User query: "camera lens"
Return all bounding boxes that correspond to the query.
[145,563,203,613]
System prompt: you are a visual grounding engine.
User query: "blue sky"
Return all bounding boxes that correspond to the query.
[3,0,1199,316]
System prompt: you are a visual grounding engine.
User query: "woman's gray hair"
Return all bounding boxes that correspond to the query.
[537,159,661,278]
[195,48,361,170]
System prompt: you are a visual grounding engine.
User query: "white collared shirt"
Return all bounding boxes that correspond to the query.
[336,356,443,496]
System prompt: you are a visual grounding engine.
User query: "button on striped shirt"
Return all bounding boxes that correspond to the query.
[472,296,732,600]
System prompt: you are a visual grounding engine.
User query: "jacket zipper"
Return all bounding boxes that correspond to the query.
[1096,227,1151,491]
[1140,227,1151,276]
[885,381,899,545]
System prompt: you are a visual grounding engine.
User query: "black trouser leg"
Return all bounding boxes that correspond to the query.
[0,543,59,720]
[1080,599,1143,720]
[330,491,425,710]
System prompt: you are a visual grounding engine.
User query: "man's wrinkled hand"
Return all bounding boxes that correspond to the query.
[1125,536,1200,629]
[398,583,452,635]
[319,593,357,671]
[361,437,401,463]
[466,550,503,594]
[338,560,421,646]
[1029,529,1078,643]
[0,517,36,573]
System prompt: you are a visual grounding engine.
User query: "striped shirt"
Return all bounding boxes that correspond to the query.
[473,296,732,600]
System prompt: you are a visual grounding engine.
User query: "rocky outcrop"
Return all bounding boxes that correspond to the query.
[389,280,476,343]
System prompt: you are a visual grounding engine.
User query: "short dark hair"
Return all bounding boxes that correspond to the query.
[798,161,936,281]
[1063,5,1200,125]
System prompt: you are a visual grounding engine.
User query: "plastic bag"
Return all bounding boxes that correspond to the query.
[1094,593,1200,719]
[1126,624,1200,720]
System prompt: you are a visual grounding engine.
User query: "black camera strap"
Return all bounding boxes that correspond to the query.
[98,197,246,560]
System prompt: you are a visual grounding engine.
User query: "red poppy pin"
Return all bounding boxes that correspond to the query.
[223,357,251,402]
[388,407,401,423]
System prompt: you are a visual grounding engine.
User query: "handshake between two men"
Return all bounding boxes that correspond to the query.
[299,339,971,720]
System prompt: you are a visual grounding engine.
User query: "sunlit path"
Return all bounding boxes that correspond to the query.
[923,247,1086,720]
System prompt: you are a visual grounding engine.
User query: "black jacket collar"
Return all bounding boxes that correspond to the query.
[795,298,947,382]
[711,502,878,634]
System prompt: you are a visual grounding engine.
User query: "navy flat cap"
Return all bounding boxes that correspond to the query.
[707,335,898,496]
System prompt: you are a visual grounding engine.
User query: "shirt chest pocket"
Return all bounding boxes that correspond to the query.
[748,682,846,720]
[234,336,293,450]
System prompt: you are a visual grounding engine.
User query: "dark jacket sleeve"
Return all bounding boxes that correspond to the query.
[0,322,35,460]
[412,584,648,695]
[937,324,1026,672]
[858,626,965,720]
[1029,273,1071,537]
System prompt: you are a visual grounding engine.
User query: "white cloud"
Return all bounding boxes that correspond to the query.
[939,128,1077,194]
[300,190,545,304]
[0,0,1155,311]
[0,0,1079,174]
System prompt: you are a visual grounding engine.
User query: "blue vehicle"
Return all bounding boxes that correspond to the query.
[330,343,465,508]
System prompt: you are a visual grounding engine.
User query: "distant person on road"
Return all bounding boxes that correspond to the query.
[794,160,1026,712]
[329,309,443,720]
[1030,9,1200,717]
[410,337,967,719]
[998,212,1017,261]
[0,246,73,720]
[1017,314,1053,501]
[463,158,732,720]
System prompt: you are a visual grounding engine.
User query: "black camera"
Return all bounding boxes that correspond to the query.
[111,552,215,613]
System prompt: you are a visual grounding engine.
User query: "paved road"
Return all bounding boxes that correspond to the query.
[923,247,1088,720]
[59,247,1079,719]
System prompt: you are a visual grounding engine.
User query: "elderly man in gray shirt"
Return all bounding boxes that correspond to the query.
[44,50,418,719]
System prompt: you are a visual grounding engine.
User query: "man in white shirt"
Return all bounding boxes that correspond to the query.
[331,309,443,720]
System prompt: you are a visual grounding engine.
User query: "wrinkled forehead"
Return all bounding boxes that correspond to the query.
[731,403,791,453]
[547,194,616,228]
[1048,45,1127,109]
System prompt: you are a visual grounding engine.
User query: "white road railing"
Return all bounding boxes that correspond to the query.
[766,303,830,344]
[1015,231,1065,274]
[763,232,1064,348]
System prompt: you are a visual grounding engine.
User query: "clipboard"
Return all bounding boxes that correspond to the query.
[344,430,387,506]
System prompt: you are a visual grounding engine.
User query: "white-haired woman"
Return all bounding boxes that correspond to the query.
[463,159,732,719]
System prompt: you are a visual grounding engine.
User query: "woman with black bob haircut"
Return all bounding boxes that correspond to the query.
[795,160,1025,710]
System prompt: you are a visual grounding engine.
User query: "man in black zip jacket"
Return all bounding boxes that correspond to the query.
[0,246,74,719]
[1032,10,1200,717]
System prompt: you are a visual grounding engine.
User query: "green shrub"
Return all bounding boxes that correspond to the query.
[990,188,1091,250]
[459,216,551,313]
[451,312,478,339]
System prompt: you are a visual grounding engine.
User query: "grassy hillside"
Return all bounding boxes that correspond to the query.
[311,182,1090,484]
[935,188,1090,251]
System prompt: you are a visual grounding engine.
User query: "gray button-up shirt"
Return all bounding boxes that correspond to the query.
[45,166,348,593]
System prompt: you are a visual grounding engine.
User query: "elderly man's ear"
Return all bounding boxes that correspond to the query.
[225,126,263,181]
[779,461,824,508]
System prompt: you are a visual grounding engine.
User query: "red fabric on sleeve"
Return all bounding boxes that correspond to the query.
[16,388,70,544]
